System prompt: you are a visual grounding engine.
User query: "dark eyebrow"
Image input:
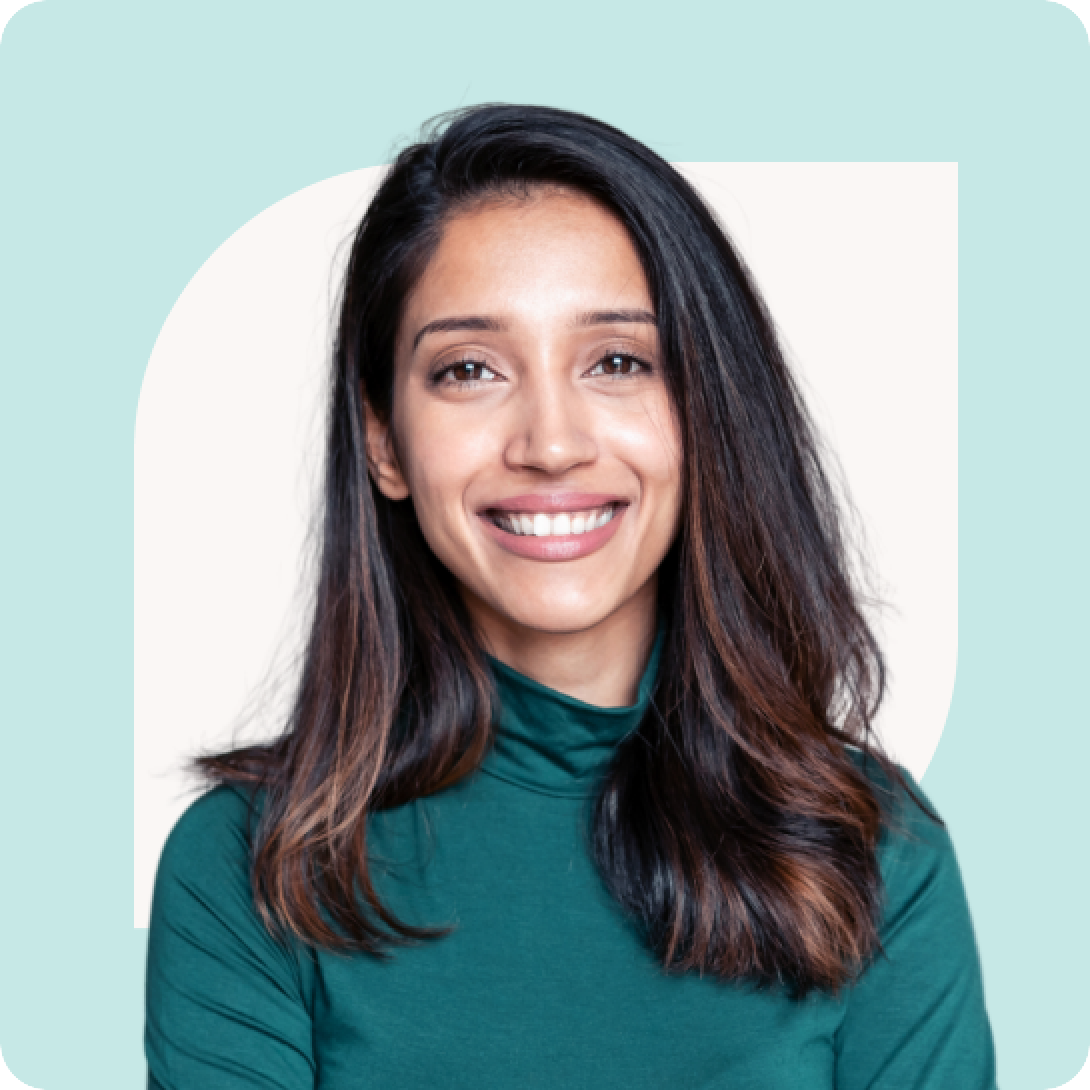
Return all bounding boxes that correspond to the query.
[575,308,658,328]
[412,316,507,352]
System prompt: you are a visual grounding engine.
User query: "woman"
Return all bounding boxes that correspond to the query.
[145,104,995,1088]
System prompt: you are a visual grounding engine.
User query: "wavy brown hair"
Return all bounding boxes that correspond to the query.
[198,103,924,997]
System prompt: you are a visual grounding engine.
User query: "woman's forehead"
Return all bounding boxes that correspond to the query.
[401,192,653,341]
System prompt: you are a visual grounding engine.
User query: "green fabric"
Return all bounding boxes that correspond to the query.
[145,641,996,1088]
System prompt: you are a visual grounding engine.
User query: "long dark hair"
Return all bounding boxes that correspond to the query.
[199,103,917,997]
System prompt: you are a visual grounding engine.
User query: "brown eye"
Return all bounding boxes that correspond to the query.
[437,360,498,384]
[589,353,649,378]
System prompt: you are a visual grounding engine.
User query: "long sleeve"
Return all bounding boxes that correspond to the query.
[145,787,316,1089]
[834,772,997,1089]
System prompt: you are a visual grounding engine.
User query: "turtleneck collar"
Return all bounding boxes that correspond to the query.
[480,629,664,798]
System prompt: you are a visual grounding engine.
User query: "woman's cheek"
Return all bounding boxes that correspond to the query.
[410,465,463,549]
[607,404,682,492]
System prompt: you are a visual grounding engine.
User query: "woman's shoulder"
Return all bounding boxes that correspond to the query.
[846,745,951,846]
[161,784,263,858]
[845,745,971,937]
[152,785,267,918]
[146,787,318,1084]
[835,750,996,1084]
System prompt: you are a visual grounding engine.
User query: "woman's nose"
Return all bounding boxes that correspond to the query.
[504,378,597,476]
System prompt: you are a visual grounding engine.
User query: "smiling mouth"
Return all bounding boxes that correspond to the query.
[486,503,622,538]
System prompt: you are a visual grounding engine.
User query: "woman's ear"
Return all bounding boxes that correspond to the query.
[362,397,411,501]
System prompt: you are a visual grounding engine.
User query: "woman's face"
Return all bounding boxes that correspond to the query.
[367,189,682,643]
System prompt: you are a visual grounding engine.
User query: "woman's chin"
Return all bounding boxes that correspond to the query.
[481,593,623,638]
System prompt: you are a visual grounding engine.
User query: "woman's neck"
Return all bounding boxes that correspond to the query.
[463,577,658,708]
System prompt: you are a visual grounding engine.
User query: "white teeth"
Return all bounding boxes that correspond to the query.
[492,504,619,537]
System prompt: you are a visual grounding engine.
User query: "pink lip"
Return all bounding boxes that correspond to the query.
[480,492,626,515]
[478,502,628,562]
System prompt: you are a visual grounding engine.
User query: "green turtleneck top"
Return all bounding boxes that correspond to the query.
[145,643,996,1089]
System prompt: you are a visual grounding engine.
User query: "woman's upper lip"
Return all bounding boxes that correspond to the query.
[481,492,628,514]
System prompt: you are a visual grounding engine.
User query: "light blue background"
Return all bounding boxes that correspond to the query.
[0,1,1087,1086]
